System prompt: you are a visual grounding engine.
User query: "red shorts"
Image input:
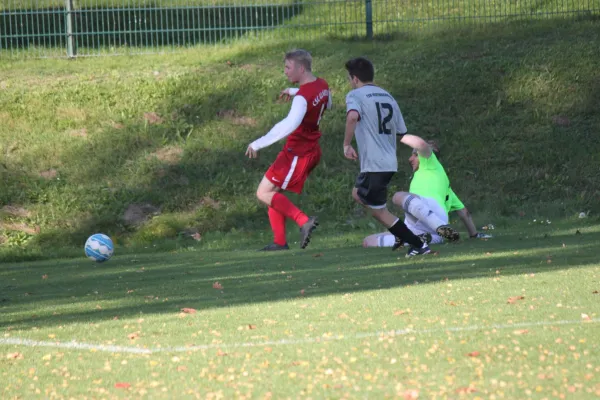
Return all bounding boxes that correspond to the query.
[265,149,321,194]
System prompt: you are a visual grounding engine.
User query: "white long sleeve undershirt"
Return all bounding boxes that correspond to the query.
[249,95,308,151]
[288,87,333,110]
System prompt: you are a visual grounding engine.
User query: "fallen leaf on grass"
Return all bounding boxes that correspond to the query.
[403,389,419,399]
[507,296,525,304]
[42,274,48,280]
[212,282,223,290]
[127,332,139,340]
[6,352,23,360]
[181,308,197,314]
[313,253,324,258]
[581,313,591,321]
[300,289,305,296]
[177,365,188,372]
[455,387,477,394]
[114,382,131,389]
[394,310,409,316]
[248,324,257,330]
[593,291,599,294]
[513,329,529,335]
[467,351,480,357]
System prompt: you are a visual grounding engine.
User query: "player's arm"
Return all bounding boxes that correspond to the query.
[343,93,360,160]
[455,207,479,237]
[399,134,432,158]
[393,104,431,158]
[343,111,359,160]
[246,96,307,156]
[279,87,300,101]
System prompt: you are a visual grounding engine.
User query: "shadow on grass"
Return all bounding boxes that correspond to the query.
[1,219,598,329]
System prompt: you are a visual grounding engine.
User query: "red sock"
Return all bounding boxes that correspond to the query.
[268,207,287,246]
[271,192,309,227]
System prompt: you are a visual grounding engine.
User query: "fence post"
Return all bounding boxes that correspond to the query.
[365,0,373,39]
[65,0,76,57]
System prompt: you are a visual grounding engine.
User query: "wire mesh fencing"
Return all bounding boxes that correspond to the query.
[1,0,599,58]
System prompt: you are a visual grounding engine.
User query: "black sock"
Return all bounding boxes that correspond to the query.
[388,219,422,248]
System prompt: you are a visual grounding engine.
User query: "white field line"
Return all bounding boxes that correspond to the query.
[1,318,598,355]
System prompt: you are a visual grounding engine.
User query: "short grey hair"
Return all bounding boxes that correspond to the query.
[284,49,312,71]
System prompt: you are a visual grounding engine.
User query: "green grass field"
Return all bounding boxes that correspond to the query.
[1,2,600,396]
[2,219,600,398]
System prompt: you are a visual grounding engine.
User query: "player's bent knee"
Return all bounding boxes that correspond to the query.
[392,192,408,207]
[256,188,272,204]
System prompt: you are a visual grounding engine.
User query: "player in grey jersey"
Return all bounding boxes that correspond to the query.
[342,57,434,257]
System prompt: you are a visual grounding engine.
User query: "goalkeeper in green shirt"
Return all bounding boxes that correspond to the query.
[362,141,492,249]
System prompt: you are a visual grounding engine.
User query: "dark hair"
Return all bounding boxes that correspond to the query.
[345,57,374,83]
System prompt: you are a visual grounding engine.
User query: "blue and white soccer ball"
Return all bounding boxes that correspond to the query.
[84,233,114,263]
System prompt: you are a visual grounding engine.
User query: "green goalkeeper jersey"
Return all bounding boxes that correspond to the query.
[409,152,454,213]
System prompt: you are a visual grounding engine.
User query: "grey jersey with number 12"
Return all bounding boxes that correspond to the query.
[346,85,407,173]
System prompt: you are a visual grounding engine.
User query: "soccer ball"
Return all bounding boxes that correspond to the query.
[84,233,114,263]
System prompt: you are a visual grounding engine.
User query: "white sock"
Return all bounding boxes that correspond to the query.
[403,195,446,233]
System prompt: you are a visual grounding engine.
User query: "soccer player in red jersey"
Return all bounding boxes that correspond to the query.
[246,49,331,251]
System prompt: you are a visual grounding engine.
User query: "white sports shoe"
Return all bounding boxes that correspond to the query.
[472,232,493,239]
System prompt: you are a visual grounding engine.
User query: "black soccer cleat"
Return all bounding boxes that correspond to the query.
[392,232,431,251]
[299,216,319,249]
[405,243,432,258]
[436,225,460,242]
[259,243,290,251]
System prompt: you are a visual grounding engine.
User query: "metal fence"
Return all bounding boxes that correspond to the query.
[2,0,599,58]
